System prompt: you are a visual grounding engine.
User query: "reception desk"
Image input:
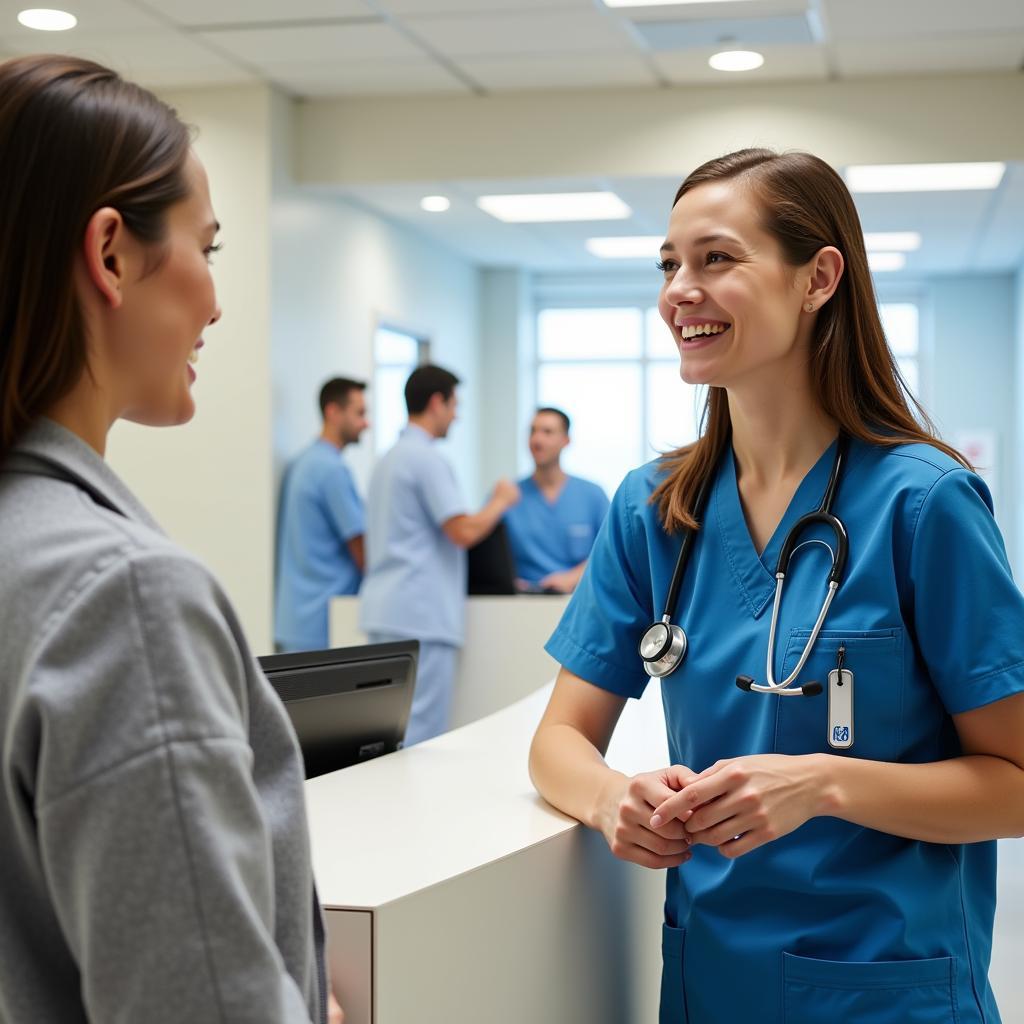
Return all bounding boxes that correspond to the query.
[305,680,669,1024]
[330,594,570,728]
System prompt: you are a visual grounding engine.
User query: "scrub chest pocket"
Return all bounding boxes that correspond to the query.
[773,628,904,762]
[567,522,595,564]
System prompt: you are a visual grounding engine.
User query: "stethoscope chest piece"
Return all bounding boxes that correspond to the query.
[639,619,687,678]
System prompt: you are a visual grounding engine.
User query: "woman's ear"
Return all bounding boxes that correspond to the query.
[81,207,128,310]
[804,246,844,312]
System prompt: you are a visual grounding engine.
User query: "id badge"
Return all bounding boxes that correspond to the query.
[827,668,854,749]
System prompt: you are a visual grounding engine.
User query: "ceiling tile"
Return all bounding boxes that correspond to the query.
[652,43,828,83]
[0,28,247,78]
[457,51,658,91]
[401,9,637,58]
[822,0,1024,40]
[380,0,593,10]
[270,58,468,96]
[159,0,373,28]
[835,34,1024,77]
[197,21,424,63]
[0,0,166,33]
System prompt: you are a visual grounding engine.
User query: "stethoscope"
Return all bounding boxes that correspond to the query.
[638,434,850,697]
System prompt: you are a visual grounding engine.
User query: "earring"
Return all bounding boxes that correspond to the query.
[805,303,814,312]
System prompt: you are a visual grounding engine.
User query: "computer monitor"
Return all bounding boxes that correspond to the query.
[467,520,517,595]
[259,640,418,780]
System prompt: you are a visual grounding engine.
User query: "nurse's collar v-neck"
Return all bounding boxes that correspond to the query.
[713,438,844,620]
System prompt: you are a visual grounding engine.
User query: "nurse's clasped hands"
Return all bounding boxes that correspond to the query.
[647,753,829,860]
[596,765,701,870]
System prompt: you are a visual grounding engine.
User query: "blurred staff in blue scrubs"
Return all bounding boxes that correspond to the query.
[529,148,1024,1024]
[275,377,369,653]
[505,407,609,593]
[360,365,520,745]
[0,55,336,1023]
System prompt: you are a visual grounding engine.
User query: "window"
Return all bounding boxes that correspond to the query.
[879,302,920,399]
[535,300,922,499]
[373,324,429,456]
[535,306,700,499]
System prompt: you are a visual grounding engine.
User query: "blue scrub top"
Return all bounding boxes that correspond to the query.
[547,437,1024,1024]
[359,425,467,647]
[274,439,364,650]
[504,474,609,584]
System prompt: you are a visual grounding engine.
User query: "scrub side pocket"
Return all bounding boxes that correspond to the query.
[782,953,959,1024]
[659,924,689,1024]
[773,628,903,762]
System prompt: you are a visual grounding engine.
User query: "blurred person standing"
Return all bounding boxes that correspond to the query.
[275,377,369,653]
[505,406,609,593]
[360,365,520,744]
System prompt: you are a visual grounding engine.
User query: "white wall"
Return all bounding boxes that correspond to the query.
[479,268,533,487]
[912,274,1017,565]
[107,84,276,654]
[297,73,1024,186]
[270,97,483,504]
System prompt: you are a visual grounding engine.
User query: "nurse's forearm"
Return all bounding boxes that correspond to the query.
[819,753,1024,844]
[529,723,627,832]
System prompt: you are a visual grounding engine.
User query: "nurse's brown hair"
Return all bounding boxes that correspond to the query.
[0,54,191,457]
[653,148,969,533]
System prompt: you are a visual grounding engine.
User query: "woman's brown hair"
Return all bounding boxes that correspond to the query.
[0,54,191,456]
[653,148,968,533]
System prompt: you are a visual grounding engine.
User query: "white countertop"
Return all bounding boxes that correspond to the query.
[306,679,667,910]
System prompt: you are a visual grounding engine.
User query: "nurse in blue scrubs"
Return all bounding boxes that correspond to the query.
[505,407,610,593]
[529,148,1024,1024]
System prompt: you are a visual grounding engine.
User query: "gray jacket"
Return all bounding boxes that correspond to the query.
[0,420,325,1024]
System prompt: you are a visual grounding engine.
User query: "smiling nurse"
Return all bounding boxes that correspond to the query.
[530,149,1024,1024]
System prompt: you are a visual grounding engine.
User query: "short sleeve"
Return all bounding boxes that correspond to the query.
[545,471,655,699]
[909,468,1024,714]
[589,483,611,533]
[419,452,466,526]
[324,464,364,542]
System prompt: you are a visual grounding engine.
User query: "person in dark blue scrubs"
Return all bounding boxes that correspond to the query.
[529,148,1024,1024]
[504,407,609,593]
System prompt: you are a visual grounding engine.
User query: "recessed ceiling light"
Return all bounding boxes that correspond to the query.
[709,49,765,72]
[17,8,77,30]
[867,252,907,272]
[846,162,1006,193]
[476,192,632,224]
[585,236,664,259]
[420,195,450,213]
[863,232,921,252]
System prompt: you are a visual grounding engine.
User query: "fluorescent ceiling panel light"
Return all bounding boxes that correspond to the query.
[586,236,664,259]
[862,232,921,252]
[867,252,906,272]
[477,192,632,223]
[846,162,1005,193]
[709,49,765,71]
[17,8,76,30]
[420,195,450,213]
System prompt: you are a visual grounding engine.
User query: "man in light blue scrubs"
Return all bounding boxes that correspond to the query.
[505,407,609,593]
[360,365,520,745]
[274,377,369,653]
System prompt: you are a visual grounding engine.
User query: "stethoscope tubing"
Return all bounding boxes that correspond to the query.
[640,432,850,689]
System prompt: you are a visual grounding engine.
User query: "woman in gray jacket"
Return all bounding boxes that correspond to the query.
[0,55,333,1023]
